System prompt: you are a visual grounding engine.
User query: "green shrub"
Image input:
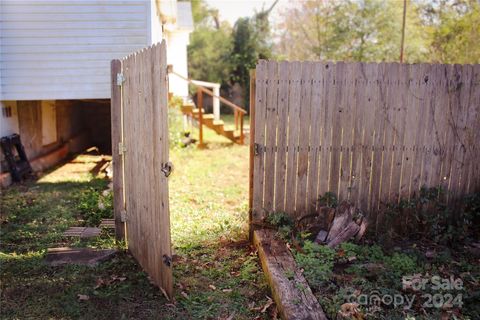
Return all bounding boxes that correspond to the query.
[266,212,293,228]
[318,192,338,208]
[385,252,419,276]
[295,241,335,289]
[77,187,113,226]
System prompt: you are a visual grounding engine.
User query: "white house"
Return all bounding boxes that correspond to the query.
[0,0,193,185]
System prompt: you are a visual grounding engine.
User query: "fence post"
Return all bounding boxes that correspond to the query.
[248,69,256,240]
[197,87,205,148]
[110,59,126,242]
[213,84,221,121]
[240,113,244,145]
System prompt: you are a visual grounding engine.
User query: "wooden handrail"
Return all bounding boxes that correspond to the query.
[197,87,205,148]
[169,69,247,115]
[197,86,247,114]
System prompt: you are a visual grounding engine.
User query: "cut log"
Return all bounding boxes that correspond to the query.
[326,221,360,248]
[254,229,328,320]
[325,202,354,242]
[315,202,367,247]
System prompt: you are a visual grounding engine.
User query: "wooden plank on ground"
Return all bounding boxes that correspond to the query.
[253,229,327,320]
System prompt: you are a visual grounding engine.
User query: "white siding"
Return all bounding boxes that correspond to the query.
[167,31,190,97]
[0,0,155,101]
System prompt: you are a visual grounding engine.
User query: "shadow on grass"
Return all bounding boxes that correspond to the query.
[1,179,111,254]
[0,251,172,319]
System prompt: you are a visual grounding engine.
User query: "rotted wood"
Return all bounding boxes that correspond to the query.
[254,229,328,320]
[314,202,367,248]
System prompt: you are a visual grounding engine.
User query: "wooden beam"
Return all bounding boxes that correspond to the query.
[249,69,256,239]
[253,229,328,320]
[110,59,126,242]
[197,87,205,148]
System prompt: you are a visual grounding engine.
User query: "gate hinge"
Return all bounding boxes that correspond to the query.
[162,254,172,267]
[254,143,262,156]
[161,161,174,177]
[120,209,127,222]
[116,73,125,86]
[118,142,126,155]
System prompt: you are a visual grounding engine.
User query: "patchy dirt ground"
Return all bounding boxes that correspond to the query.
[1,117,274,319]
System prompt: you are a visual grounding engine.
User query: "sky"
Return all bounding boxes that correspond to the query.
[204,0,286,26]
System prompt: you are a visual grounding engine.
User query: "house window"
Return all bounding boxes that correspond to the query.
[2,106,12,118]
[41,101,57,146]
[0,101,19,139]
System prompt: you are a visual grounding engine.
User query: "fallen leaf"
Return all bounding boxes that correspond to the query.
[226,311,236,320]
[208,284,216,291]
[77,294,90,301]
[94,278,105,289]
[261,296,274,313]
[338,302,364,320]
[159,287,170,302]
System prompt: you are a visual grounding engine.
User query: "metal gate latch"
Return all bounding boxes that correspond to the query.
[254,143,261,156]
[161,161,174,177]
[116,73,125,86]
[162,254,172,267]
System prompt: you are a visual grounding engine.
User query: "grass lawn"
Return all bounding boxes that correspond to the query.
[0,109,272,319]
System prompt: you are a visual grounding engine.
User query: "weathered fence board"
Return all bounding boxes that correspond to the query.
[250,60,480,229]
[111,41,172,298]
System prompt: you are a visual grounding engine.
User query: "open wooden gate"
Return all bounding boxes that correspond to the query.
[110,41,172,297]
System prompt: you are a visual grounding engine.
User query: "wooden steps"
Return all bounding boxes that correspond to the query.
[181,105,244,144]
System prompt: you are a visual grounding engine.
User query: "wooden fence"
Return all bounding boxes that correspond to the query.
[111,41,173,297]
[250,60,480,228]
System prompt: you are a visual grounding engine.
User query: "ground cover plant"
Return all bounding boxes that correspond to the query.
[0,109,272,319]
[266,192,480,319]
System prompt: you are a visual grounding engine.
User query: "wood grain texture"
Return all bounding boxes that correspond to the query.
[263,61,279,213]
[252,60,267,223]
[253,229,327,320]
[252,61,479,230]
[110,59,125,241]
[249,69,257,234]
[274,62,289,212]
[115,41,172,298]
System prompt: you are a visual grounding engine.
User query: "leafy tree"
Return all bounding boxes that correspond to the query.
[230,2,278,109]
[276,0,429,63]
[421,0,480,63]
[187,0,233,86]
